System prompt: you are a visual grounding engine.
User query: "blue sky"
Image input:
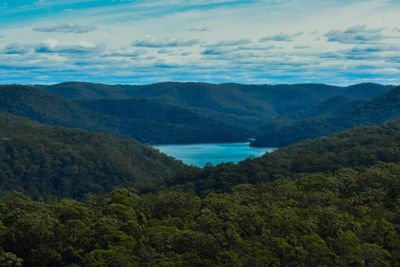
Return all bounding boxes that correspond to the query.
[0,0,399,85]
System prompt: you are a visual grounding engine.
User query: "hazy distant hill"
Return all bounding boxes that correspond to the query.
[259,95,365,130]
[0,113,186,199]
[0,85,251,144]
[251,86,400,147]
[76,98,254,143]
[37,82,394,127]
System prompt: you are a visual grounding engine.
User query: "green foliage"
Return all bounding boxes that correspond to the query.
[2,82,394,145]
[0,161,400,266]
[252,86,400,147]
[77,98,253,144]
[168,119,400,195]
[0,113,184,199]
[0,252,23,267]
[0,85,250,144]
[0,84,399,266]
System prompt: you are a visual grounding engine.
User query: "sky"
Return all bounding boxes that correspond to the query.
[0,0,399,85]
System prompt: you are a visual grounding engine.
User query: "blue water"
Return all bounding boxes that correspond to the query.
[154,142,274,167]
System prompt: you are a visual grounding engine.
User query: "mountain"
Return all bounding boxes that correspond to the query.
[251,86,400,147]
[35,82,132,99]
[76,98,254,144]
[37,82,394,128]
[0,84,101,128]
[168,118,400,194]
[259,95,365,130]
[295,95,365,120]
[0,113,185,199]
[0,85,251,144]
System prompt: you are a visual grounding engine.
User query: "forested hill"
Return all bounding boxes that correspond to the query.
[0,85,251,144]
[1,119,400,266]
[169,118,400,195]
[76,98,254,143]
[0,113,185,199]
[37,82,394,127]
[1,84,400,266]
[251,85,400,147]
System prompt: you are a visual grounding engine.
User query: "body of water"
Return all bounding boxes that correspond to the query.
[154,142,274,167]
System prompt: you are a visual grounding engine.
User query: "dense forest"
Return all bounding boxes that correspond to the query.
[251,86,400,147]
[0,85,251,144]
[2,83,396,146]
[1,126,400,265]
[1,82,400,266]
[3,110,399,200]
[1,161,399,266]
[0,116,399,266]
[168,119,400,195]
[0,113,185,199]
[37,82,393,128]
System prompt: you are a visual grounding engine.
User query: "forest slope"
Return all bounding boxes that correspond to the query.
[0,113,185,199]
[38,82,394,127]
[169,119,400,194]
[252,86,400,147]
[0,85,250,144]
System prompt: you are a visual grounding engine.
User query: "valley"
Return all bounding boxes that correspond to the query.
[2,1,400,265]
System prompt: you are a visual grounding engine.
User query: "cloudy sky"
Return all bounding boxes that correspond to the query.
[0,0,399,85]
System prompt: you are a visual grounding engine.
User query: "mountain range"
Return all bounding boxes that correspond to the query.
[1,81,400,266]
[251,85,400,147]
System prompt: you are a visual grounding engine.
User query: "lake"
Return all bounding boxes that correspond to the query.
[154,142,274,167]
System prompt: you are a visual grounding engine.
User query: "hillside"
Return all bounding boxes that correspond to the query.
[169,118,400,194]
[1,121,400,266]
[0,85,102,128]
[259,95,365,130]
[0,85,251,144]
[252,86,400,147]
[37,82,394,127]
[0,113,185,199]
[293,95,365,121]
[76,98,254,143]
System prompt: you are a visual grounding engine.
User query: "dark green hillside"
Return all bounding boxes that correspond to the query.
[0,113,184,199]
[259,95,365,131]
[35,82,131,99]
[0,85,250,144]
[298,95,365,120]
[1,161,399,266]
[77,98,254,143]
[252,86,400,147]
[0,85,102,128]
[169,119,400,195]
[38,82,393,127]
[0,91,400,266]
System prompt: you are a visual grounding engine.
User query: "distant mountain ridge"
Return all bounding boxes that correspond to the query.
[1,82,395,146]
[35,81,394,131]
[251,85,400,147]
[0,85,251,144]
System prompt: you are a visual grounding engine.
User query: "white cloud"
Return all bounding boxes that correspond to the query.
[132,38,201,48]
[325,25,385,44]
[33,23,97,34]
[2,43,31,54]
[261,32,302,42]
[35,39,101,54]
[1,0,400,84]
[188,27,209,32]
